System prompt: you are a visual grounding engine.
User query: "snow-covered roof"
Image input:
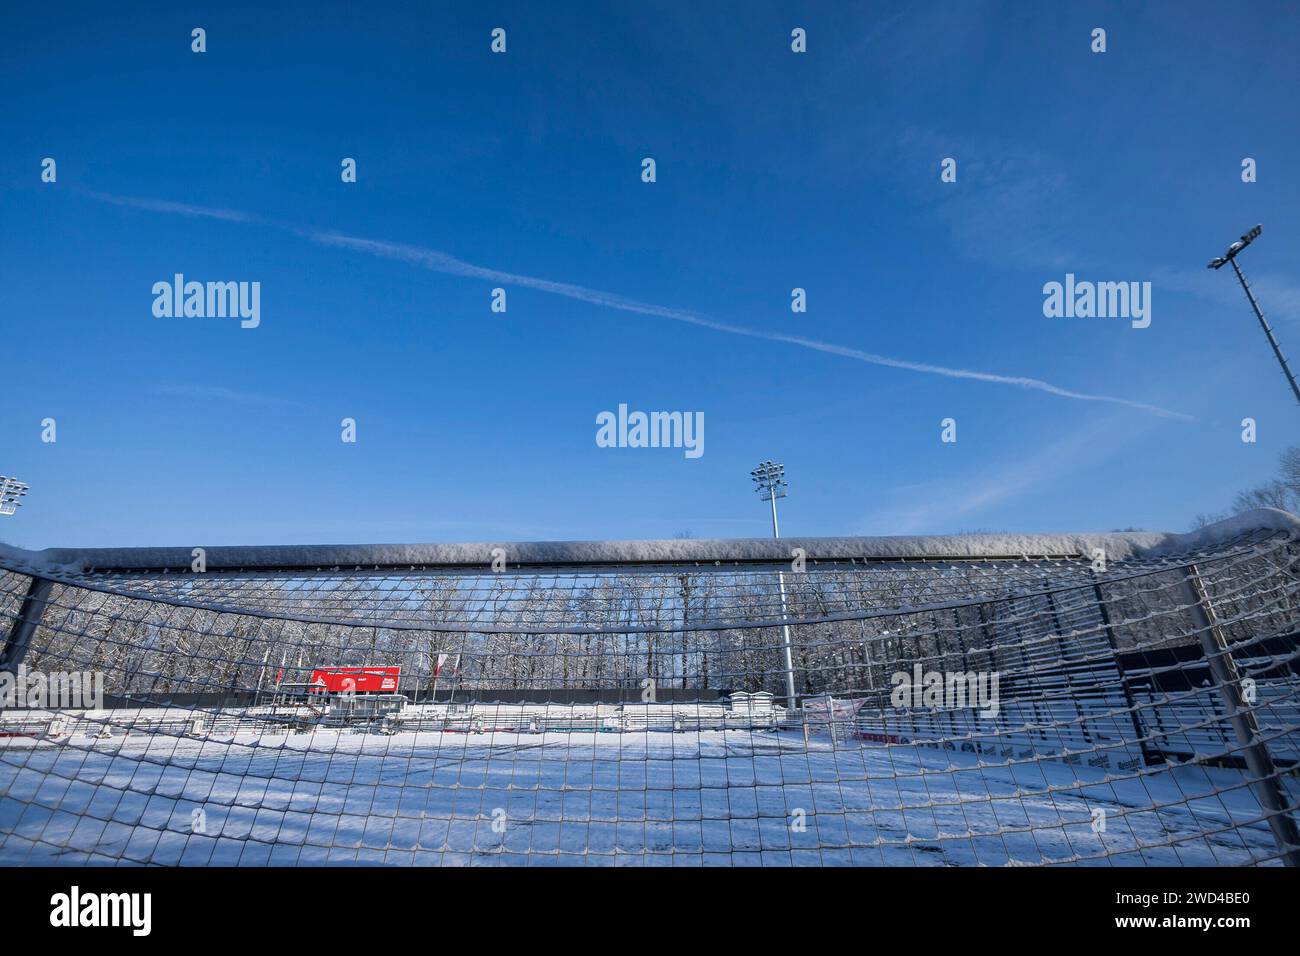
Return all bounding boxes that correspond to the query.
[2,509,1295,574]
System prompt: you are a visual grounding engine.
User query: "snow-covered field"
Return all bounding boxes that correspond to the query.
[0,729,1287,866]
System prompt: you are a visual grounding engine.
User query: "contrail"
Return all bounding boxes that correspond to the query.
[90,191,1194,420]
[88,190,259,224]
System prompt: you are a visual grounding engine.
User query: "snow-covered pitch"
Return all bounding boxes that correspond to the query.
[0,727,1287,866]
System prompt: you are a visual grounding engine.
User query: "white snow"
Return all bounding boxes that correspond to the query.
[5,508,1294,574]
[0,729,1286,866]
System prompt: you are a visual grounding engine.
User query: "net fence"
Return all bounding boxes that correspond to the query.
[1,514,1299,866]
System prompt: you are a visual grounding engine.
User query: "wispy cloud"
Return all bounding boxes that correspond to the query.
[889,129,1079,271]
[893,130,1300,326]
[1153,265,1300,325]
[861,415,1141,534]
[95,191,1193,420]
[153,385,315,410]
[932,161,1074,272]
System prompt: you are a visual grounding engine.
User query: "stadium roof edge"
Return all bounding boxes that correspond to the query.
[2,509,1296,574]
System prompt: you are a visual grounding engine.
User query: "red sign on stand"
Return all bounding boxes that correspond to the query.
[308,666,401,695]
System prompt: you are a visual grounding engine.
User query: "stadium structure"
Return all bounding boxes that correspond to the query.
[1,509,1298,866]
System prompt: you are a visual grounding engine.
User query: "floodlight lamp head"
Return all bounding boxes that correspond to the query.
[0,476,29,517]
[1209,224,1262,269]
[750,460,788,501]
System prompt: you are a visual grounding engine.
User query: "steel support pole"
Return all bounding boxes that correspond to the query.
[1043,582,1091,743]
[1230,258,1300,406]
[0,575,53,678]
[1183,564,1300,866]
[1091,579,1156,766]
[0,576,54,716]
[769,494,798,713]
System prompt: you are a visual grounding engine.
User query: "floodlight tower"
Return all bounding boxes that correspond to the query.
[751,461,787,536]
[1208,224,1300,406]
[751,461,798,710]
[0,476,29,516]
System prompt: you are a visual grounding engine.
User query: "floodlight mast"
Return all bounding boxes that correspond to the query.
[750,460,787,535]
[1208,225,1300,406]
[751,461,797,711]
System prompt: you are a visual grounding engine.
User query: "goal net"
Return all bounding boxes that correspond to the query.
[1,511,1298,866]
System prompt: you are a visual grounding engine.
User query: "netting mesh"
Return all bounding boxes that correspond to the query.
[1,526,1298,866]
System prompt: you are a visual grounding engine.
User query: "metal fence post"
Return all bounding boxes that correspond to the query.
[1,575,53,675]
[0,575,55,715]
[1044,582,1092,745]
[1091,577,1157,766]
[1182,564,1300,866]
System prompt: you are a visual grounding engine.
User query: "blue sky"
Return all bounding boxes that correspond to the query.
[2,1,1299,548]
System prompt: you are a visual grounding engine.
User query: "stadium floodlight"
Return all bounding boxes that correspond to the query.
[751,460,789,539]
[0,476,29,516]
[1207,224,1300,406]
[751,460,786,498]
[751,460,797,710]
[1206,224,1260,270]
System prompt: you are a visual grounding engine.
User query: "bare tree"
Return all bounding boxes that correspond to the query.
[1195,445,1300,529]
